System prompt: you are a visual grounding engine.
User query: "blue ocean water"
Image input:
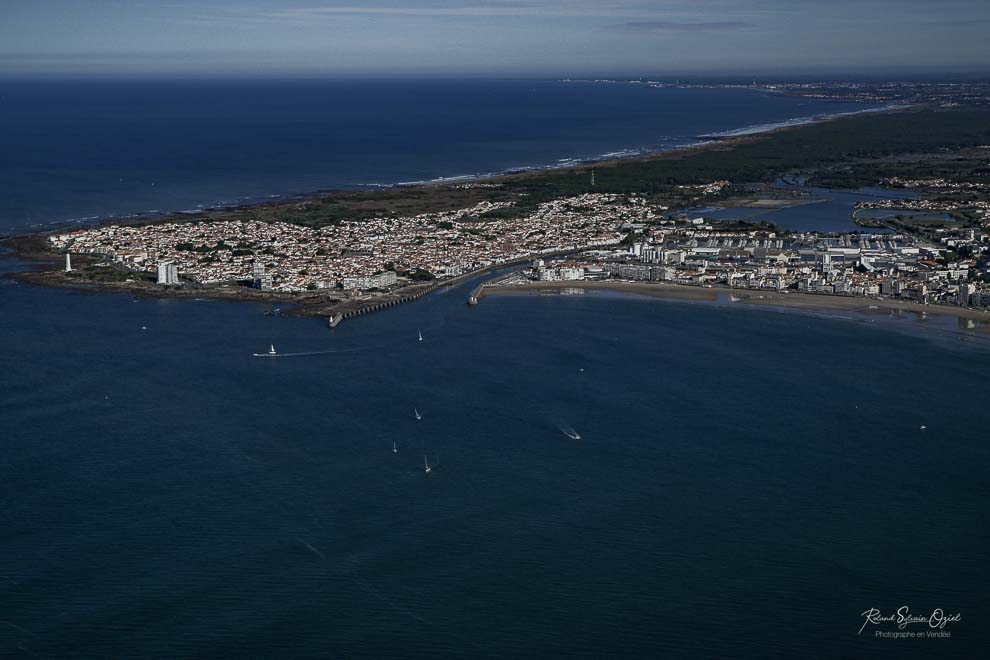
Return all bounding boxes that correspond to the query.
[1,81,987,657]
[0,79,879,234]
[1,257,987,658]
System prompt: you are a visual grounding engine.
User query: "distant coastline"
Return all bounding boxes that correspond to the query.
[0,99,903,242]
[0,103,908,248]
[393,103,904,185]
[694,103,910,140]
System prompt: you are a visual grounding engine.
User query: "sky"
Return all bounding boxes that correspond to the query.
[1,0,989,78]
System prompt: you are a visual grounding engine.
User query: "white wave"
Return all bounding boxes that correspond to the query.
[430,174,479,183]
[699,104,910,140]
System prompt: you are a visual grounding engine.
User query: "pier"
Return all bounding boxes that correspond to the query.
[468,283,485,306]
[332,280,444,324]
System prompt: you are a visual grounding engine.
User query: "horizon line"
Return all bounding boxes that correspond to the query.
[2,70,989,83]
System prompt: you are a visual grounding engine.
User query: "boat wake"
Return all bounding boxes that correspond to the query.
[252,348,359,358]
[560,425,581,440]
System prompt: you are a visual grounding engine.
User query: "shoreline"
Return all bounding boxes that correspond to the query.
[694,103,909,140]
[3,241,573,323]
[476,280,990,331]
[5,254,520,323]
[0,102,919,324]
[0,102,910,242]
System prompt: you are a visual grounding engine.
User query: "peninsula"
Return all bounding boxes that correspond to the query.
[7,99,990,326]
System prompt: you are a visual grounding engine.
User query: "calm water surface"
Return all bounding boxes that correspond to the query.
[0,79,879,234]
[698,182,919,233]
[1,258,987,657]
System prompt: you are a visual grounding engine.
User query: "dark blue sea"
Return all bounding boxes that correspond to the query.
[0,79,879,234]
[1,80,987,658]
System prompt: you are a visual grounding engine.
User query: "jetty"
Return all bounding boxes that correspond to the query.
[468,283,485,306]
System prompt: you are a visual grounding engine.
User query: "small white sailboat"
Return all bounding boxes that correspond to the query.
[253,343,279,357]
[424,455,432,473]
[418,329,423,342]
[415,408,422,421]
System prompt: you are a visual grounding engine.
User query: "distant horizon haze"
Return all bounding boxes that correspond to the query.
[1,0,988,78]
[1,68,988,83]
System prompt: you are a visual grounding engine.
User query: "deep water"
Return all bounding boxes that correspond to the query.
[1,259,987,657]
[0,79,879,234]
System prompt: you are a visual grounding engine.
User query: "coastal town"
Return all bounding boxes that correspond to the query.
[48,194,642,292]
[515,218,989,309]
[47,180,990,314]
[30,103,990,321]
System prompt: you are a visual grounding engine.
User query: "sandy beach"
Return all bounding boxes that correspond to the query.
[477,280,990,330]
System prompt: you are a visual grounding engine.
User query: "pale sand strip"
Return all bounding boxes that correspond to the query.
[480,281,990,328]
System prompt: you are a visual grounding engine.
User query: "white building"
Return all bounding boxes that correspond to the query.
[558,267,585,281]
[157,262,179,285]
[641,246,658,263]
[342,271,398,290]
[959,282,976,306]
[252,261,273,290]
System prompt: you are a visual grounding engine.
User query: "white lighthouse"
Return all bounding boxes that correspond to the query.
[65,253,72,272]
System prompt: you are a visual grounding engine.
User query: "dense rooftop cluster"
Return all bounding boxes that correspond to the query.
[49,194,657,291]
